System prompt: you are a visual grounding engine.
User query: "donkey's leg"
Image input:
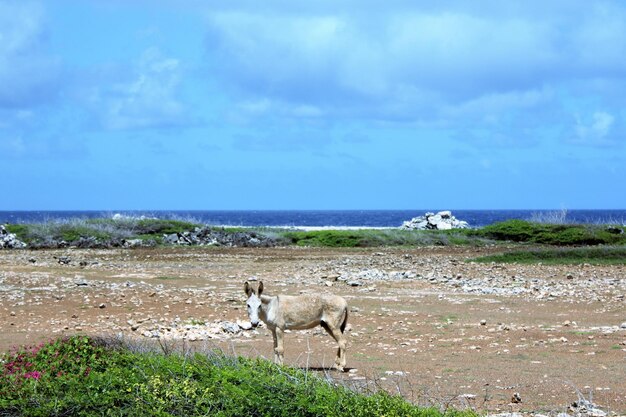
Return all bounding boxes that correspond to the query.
[320,321,347,371]
[273,327,285,365]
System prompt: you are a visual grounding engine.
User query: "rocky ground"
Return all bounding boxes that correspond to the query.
[0,246,624,416]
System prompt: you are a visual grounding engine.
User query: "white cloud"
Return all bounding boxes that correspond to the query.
[0,1,60,107]
[572,111,617,146]
[205,7,564,103]
[203,1,626,146]
[90,48,186,130]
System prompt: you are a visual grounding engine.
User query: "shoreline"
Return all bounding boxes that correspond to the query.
[2,209,625,229]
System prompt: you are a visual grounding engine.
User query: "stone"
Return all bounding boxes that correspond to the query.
[236,320,253,330]
[400,211,469,230]
[221,321,240,334]
[164,234,179,244]
[0,225,27,249]
[56,256,71,265]
[124,239,145,248]
[437,222,453,230]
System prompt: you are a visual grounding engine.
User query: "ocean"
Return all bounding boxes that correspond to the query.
[1,210,625,228]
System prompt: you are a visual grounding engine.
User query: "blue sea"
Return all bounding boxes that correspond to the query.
[1,210,625,228]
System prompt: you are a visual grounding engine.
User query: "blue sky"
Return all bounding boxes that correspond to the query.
[1,0,625,210]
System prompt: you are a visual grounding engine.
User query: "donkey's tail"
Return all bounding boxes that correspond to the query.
[340,306,348,333]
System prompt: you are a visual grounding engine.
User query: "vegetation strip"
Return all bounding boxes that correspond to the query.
[3,218,626,249]
[0,336,476,417]
[470,246,626,265]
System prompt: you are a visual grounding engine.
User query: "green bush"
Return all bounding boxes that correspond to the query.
[285,230,364,247]
[0,337,477,417]
[474,220,626,246]
[57,224,111,242]
[471,246,626,265]
[281,229,484,248]
[134,219,200,235]
[4,224,29,238]
[474,220,538,242]
[3,218,204,246]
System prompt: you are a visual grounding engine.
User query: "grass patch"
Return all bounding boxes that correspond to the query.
[471,246,626,265]
[469,220,626,246]
[4,218,203,246]
[0,336,476,417]
[282,229,486,247]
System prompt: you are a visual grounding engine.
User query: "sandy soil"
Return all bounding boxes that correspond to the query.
[0,246,624,415]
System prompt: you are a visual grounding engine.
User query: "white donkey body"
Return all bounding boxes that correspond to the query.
[244,280,348,371]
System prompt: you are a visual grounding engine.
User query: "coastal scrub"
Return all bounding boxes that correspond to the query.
[0,336,477,417]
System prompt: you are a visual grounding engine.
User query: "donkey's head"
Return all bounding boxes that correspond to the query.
[244,280,264,328]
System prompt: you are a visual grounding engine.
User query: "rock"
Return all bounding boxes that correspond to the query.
[620,322,626,329]
[56,256,71,265]
[161,227,277,248]
[236,320,253,330]
[221,321,240,334]
[570,397,607,417]
[124,239,145,248]
[511,392,522,403]
[164,234,179,244]
[75,236,100,248]
[0,225,27,249]
[400,211,469,230]
[437,222,453,230]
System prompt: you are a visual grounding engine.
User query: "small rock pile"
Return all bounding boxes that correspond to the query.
[163,227,276,247]
[0,225,26,249]
[134,319,254,342]
[401,211,469,230]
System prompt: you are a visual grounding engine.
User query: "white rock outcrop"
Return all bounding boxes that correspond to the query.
[401,211,469,230]
[0,225,26,249]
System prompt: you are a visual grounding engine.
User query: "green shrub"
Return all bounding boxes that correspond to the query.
[473,220,626,246]
[57,224,111,242]
[471,246,626,265]
[285,230,365,247]
[281,229,485,248]
[135,219,200,235]
[3,224,29,238]
[474,220,538,242]
[2,218,204,246]
[0,337,477,417]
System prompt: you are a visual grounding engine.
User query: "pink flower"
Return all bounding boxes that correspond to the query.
[23,371,42,380]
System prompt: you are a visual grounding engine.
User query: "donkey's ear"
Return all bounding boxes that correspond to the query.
[258,281,264,296]
[244,281,252,296]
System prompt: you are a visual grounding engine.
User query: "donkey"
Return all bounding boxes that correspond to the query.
[244,280,348,371]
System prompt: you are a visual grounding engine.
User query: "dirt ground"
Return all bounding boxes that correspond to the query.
[1,246,624,415]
